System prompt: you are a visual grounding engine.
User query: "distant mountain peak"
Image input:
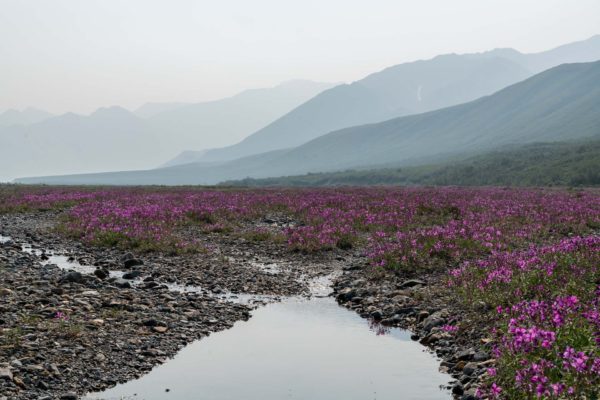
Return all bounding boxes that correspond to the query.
[91,105,131,116]
[275,79,337,88]
[0,107,54,127]
[90,106,140,122]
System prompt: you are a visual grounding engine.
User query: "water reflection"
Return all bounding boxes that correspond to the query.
[88,298,449,400]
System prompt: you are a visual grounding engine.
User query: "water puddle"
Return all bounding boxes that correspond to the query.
[250,261,281,275]
[86,297,449,400]
[162,282,278,305]
[1,235,276,305]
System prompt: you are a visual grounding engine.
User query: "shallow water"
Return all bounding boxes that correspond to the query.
[87,297,449,400]
[3,234,450,398]
[1,234,273,304]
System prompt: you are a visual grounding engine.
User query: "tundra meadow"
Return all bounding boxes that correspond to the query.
[1,186,599,399]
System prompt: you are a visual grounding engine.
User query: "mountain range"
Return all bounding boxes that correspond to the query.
[0,108,54,128]
[166,34,600,166]
[142,80,336,155]
[0,80,333,182]
[18,59,600,185]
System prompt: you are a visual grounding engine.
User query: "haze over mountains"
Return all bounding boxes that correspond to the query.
[6,35,600,185]
[19,59,600,186]
[167,34,600,166]
[0,80,334,182]
[0,107,162,182]
[143,80,336,159]
[0,108,54,128]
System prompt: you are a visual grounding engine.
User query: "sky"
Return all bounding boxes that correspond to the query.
[1,0,600,115]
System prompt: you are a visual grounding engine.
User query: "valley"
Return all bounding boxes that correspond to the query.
[0,186,598,399]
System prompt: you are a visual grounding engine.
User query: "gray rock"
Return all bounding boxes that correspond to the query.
[60,271,84,284]
[122,270,142,280]
[461,388,479,400]
[120,252,134,262]
[336,287,356,301]
[370,310,383,320]
[457,348,475,361]
[452,383,465,395]
[0,367,13,381]
[113,278,131,289]
[422,311,446,332]
[462,362,478,376]
[93,269,108,279]
[398,279,426,288]
[60,393,78,400]
[473,351,490,362]
[123,258,143,268]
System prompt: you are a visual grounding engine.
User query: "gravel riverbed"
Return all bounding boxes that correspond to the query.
[0,211,485,399]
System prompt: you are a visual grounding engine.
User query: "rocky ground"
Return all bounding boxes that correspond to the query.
[333,267,493,399]
[0,210,487,399]
[0,211,349,399]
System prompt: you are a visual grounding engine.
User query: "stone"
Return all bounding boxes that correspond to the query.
[461,388,479,400]
[398,279,426,289]
[60,393,78,400]
[457,348,475,361]
[336,287,356,301]
[452,383,464,395]
[417,310,430,322]
[113,279,131,289]
[421,311,446,332]
[0,367,13,381]
[60,271,84,284]
[123,258,143,268]
[395,306,415,315]
[93,269,108,279]
[462,362,478,376]
[370,310,383,320]
[122,270,142,280]
[119,252,134,262]
[144,281,159,289]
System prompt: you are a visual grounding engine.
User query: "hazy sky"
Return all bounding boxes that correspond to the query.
[1,0,599,115]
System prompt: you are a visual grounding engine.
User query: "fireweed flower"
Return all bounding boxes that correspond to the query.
[54,311,69,321]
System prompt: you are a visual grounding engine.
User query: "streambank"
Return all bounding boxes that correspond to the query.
[0,211,468,399]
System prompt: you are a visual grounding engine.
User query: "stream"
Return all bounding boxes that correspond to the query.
[1,234,450,399]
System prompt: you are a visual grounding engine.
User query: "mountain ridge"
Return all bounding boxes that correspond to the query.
[17,60,600,186]
[177,34,600,165]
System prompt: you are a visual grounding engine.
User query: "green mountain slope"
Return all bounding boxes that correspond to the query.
[189,35,600,164]
[223,139,600,187]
